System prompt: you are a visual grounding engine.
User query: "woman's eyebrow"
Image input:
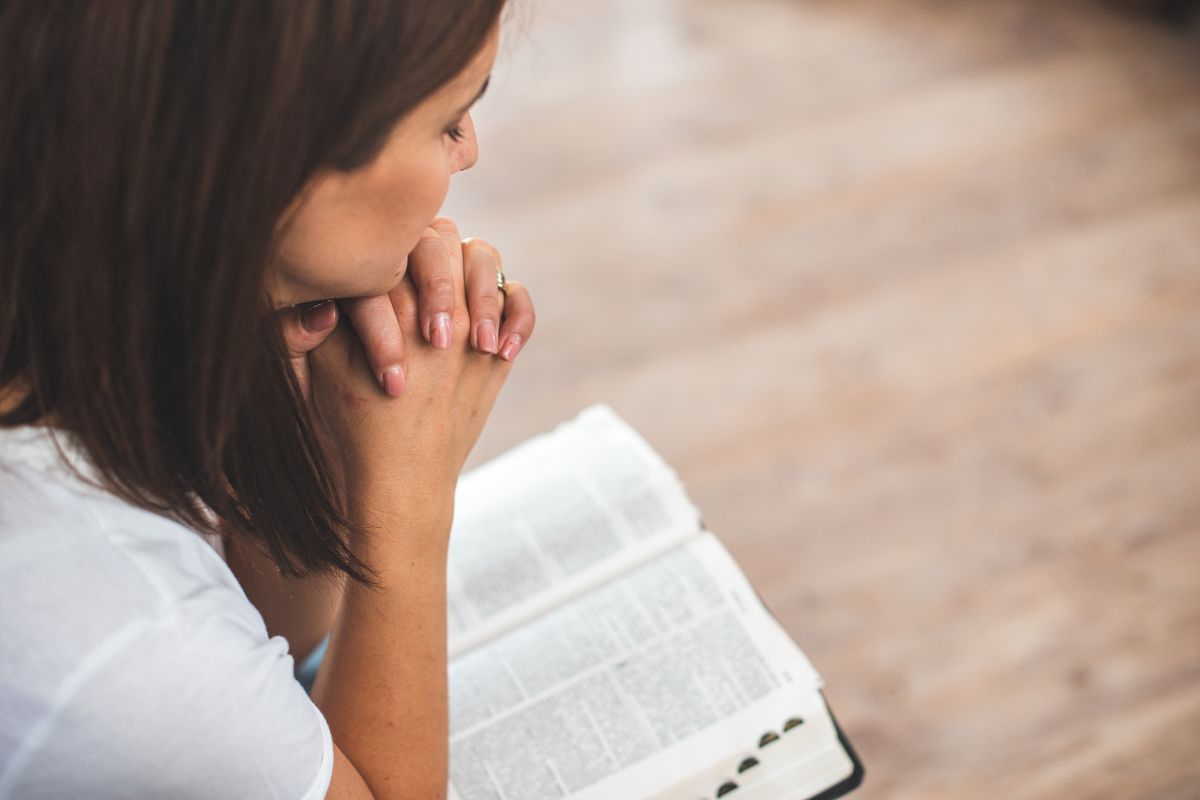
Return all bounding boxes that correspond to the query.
[453,75,491,117]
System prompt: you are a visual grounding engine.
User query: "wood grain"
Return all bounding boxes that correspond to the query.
[445,1,1200,797]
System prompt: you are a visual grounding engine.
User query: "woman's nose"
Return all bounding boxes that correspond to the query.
[452,113,479,173]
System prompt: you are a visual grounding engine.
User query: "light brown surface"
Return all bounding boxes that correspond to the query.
[446,2,1200,798]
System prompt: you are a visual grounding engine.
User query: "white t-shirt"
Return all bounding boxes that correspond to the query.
[0,426,334,799]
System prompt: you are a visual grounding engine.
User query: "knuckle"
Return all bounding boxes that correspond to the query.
[478,302,501,322]
[471,284,500,306]
[430,217,460,238]
[506,286,535,326]
[513,310,536,335]
[450,306,473,338]
[413,229,448,258]
[350,302,402,351]
[462,237,500,263]
[369,334,404,363]
[423,274,456,304]
[393,295,420,332]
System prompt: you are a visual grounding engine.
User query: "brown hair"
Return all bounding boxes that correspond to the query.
[0,0,505,582]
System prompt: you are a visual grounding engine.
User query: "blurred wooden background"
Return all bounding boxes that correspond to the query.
[444,1,1200,797]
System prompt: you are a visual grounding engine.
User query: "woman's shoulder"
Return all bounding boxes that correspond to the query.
[0,427,332,800]
[1,425,241,600]
[0,425,263,673]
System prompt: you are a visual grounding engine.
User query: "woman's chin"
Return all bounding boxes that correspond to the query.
[357,269,409,300]
[341,259,410,300]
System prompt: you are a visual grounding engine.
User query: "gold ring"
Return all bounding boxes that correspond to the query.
[497,270,507,293]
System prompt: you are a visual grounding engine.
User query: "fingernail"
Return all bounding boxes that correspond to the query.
[432,313,452,350]
[478,319,498,354]
[499,334,523,361]
[381,365,405,397]
[300,301,335,333]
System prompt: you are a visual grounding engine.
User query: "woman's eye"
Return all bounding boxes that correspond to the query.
[445,123,466,143]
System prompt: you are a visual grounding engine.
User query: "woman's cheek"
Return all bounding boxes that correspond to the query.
[269,144,457,303]
[356,164,447,291]
[418,158,453,222]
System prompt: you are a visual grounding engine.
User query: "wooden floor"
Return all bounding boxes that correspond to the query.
[444,2,1200,797]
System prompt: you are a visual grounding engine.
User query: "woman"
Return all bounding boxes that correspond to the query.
[0,2,534,798]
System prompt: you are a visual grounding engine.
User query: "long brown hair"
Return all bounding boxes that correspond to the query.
[0,0,505,582]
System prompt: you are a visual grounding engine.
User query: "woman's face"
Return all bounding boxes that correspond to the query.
[268,25,500,308]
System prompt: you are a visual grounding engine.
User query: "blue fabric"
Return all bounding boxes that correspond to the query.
[294,633,330,694]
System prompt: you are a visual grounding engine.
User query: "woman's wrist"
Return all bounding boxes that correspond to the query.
[345,479,455,561]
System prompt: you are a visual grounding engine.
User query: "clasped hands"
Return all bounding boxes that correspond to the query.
[277,218,535,402]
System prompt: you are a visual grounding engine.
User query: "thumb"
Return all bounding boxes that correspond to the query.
[277,300,338,400]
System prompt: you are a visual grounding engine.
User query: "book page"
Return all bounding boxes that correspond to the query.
[446,404,703,655]
[446,533,824,800]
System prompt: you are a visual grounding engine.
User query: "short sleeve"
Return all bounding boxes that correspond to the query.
[5,602,334,800]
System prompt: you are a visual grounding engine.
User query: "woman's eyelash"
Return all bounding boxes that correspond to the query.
[446,124,466,142]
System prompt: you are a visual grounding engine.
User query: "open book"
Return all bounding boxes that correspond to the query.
[446,405,864,800]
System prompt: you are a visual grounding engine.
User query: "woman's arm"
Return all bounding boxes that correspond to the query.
[248,212,506,668]
[306,223,535,800]
[312,493,453,800]
[251,207,531,670]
